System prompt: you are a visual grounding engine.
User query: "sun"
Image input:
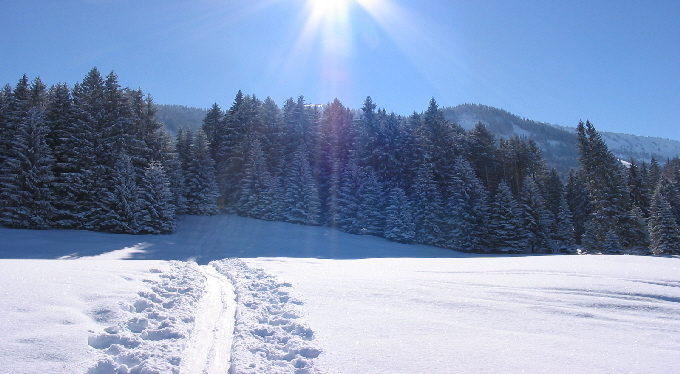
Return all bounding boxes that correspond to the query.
[310,0,353,19]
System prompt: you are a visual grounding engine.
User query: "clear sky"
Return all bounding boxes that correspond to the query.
[1,0,678,140]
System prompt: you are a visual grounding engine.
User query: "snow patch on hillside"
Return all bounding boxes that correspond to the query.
[601,131,680,161]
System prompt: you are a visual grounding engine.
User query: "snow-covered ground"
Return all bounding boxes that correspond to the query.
[1,215,679,373]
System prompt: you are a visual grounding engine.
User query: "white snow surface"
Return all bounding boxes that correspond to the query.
[1,215,680,373]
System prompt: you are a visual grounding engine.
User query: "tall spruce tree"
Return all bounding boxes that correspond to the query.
[384,187,416,243]
[138,162,176,234]
[183,129,219,215]
[576,121,631,253]
[0,78,56,228]
[283,143,320,226]
[648,187,680,255]
[487,180,528,253]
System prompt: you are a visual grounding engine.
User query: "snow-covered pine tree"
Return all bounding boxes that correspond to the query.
[566,170,591,244]
[647,158,662,196]
[201,103,224,165]
[576,120,631,252]
[465,122,502,192]
[498,136,545,196]
[628,159,651,218]
[441,156,489,252]
[627,206,650,253]
[648,186,680,255]
[551,196,576,253]
[220,91,257,209]
[183,129,219,215]
[0,84,13,169]
[412,154,445,246]
[356,166,385,236]
[91,152,140,233]
[335,159,362,233]
[283,143,321,226]
[44,83,92,228]
[316,99,354,224]
[487,180,528,253]
[518,177,553,253]
[235,137,275,219]
[384,186,415,243]
[0,78,56,229]
[157,131,187,215]
[137,162,176,234]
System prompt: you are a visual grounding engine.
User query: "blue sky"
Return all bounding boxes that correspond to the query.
[1,0,679,140]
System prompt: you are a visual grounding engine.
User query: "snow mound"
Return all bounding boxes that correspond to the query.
[87,261,205,374]
[214,259,324,374]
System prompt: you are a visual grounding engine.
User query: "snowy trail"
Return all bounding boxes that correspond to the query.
[180,264,236,374]
[213,259,325,374]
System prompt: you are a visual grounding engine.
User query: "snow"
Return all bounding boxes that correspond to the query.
[1,215,680,373]
[247,256,680,373]
[179,264,234,374]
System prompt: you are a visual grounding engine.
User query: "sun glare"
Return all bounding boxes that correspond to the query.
[310,0,352,18]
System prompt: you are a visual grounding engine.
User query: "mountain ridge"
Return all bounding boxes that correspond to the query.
[154,103,680,173]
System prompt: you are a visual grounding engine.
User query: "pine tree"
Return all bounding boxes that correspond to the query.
[137,162,176,234]
[316,98,354,223]
[412,155,444,246]
[235,137,275,219]
[498,136,545,196]
[183,130,219,215]
[201,103,224,164]
[384,187,416,243]
[0,84,14,168]
[552,196,576,253]
[441,156,489,252]
[356,166,385,236]
[336,159,363,233]
[576,120,631,252]
[0,78,56,228]
[566,170,591,244]
[628,159,651,217]
[487,180,528,253]
[466,122,501,191]
[648,187,680,255]
[44,83,85,227]
[283,144,321,225]
[91,152,140,233]
[519,177,553,253]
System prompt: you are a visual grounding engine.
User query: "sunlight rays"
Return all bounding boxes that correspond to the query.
[261,0,468,105]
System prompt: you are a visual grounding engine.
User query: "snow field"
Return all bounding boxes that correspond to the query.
[214,259,324,374]
[2,216,680,374]
[0,259,172,374]
[247,255,680,374]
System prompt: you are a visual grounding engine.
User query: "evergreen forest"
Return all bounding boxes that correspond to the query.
[1,69,679,255]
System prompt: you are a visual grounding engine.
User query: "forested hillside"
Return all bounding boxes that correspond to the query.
[443,104,680,174]
[1,70,679,255]
[155,104,207,135]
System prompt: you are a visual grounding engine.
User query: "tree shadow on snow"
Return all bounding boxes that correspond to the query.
[0,214,517,263]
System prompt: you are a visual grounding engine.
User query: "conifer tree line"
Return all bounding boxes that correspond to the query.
[0,69,219,234]
[195,91,577,254]
[1,69,678,255]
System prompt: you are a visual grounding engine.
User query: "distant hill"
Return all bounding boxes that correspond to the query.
[154,104,207,135]
[154,102,680,173]
[443,103,680,173]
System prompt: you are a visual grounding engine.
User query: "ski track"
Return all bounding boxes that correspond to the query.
[84,258,323,374]
[180,264,236,374]
[213,259,325,374]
